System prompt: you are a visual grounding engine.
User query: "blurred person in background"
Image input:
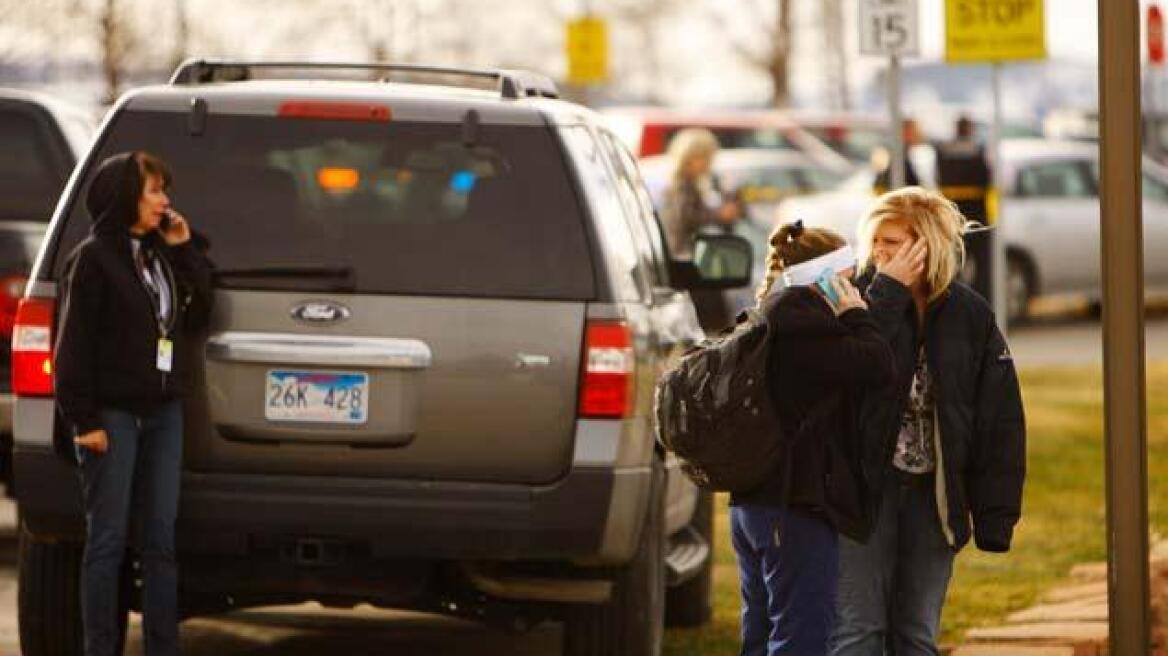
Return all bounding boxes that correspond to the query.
[936,115,994,302]
[831,187,1025,656]
[873,119,923,193]
[732,221,893,656]
[660,128,743,331]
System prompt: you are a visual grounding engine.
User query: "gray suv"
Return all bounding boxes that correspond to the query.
[12,61,751,656]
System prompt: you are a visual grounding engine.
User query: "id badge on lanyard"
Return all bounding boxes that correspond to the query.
[157,337,174,372]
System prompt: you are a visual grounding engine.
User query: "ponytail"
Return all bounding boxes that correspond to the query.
[755,220,848,303]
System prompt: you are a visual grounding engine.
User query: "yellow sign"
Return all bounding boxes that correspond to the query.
[566,17,609,85]
[945,0,1046,63]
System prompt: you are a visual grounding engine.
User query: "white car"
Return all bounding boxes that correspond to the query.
[775,139,1168,321]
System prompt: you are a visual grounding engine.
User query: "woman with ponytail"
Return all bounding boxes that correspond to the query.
[730,221,894,656]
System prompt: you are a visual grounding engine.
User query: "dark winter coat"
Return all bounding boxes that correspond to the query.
[858,271,1026,552]
[731,286,896,542]
[54,152,214,436]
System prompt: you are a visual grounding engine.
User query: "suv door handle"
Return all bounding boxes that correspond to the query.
[206,332,432,369]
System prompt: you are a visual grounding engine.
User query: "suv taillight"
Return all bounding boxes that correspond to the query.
[0,275,28,339]
[579,320,635,419]
[12,297,54,396]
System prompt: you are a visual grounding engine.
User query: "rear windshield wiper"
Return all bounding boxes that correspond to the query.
[214,265,354,280]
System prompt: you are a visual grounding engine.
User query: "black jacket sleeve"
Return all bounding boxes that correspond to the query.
[969,314,1027,552]
[863,273,914,344]
[54,247,105,436]
[168,238,214,332]
[782,308,896,389]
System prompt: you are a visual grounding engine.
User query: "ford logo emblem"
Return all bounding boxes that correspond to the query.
[291,301,351,324]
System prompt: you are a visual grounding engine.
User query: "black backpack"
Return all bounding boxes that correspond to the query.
[654,293,785,493]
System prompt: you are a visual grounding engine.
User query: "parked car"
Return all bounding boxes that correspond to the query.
[781,111,891,164]
[12,60,754,656]
[601,106,853,175]
[637,148,849,318]
[0,88,93,495]
[776,138,1168,322]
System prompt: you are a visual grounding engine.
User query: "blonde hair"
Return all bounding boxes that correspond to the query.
[857,187,970,303]
[666,128,719,183]
[755,222,848,303]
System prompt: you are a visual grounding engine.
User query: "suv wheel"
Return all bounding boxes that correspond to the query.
[665,489,713,627]
[17,526,130,656]
[18,526,84,656]
[562,458,666,656]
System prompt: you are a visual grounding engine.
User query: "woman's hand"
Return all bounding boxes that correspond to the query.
[877,238,927,289]
[717,201,741,224]
[75,429,109,454]
[830,276,868,316]
[161,209,191,246]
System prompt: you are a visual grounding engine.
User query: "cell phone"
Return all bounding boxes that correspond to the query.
[159,210,173,233]
[815,270,841,305]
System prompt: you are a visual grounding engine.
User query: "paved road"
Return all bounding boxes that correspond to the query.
[1008,315,1168,368]
[0,316,1165,655]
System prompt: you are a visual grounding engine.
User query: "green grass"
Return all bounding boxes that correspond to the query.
[662,363,1168,654]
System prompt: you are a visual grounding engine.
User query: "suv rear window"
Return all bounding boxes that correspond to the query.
[0,107,70,222]
[55,110,595,300]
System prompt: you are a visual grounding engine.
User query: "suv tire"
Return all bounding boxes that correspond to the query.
[665,489,713,627]
[18,527,84,656]
[17,527,129,656]
[562,458,666,656]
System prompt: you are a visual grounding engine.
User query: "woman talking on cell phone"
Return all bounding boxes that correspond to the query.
[831,187,1026,656]
[731,221,894,656]
[55,151,213,656]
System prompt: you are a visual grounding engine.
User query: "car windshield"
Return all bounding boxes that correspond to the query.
[661,126,796,151]
[720,165,848,203]
[52,110,596,300]
[0,107,69,222]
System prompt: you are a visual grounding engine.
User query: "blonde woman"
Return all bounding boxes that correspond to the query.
[660,128,743,331]
[659,127,741,259]
[831,188,1026,655]
[731,221,893,656]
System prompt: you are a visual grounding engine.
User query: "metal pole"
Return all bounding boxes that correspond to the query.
[990,63,1007,335]
[889,54,905,188]
[1098,1,1151,653]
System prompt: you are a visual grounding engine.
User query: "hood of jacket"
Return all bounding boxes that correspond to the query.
[86,152,143,238]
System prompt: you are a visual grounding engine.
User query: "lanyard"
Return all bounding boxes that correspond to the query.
[134,245,177,338]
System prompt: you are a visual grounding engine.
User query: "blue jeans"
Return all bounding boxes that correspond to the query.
[731,504,839,656]
[77,401,183,656]
[831,471,956,656]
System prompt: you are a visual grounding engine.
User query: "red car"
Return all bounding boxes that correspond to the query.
[601,106,853,174]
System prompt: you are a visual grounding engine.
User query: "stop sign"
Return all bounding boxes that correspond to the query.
[1151,5,1164,65]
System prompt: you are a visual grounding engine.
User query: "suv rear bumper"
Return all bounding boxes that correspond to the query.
[15,445,650,563]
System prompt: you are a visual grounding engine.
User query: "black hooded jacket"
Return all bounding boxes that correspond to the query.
[730,286,895,541]
[858,271,1026,553]
[54,152,214,436]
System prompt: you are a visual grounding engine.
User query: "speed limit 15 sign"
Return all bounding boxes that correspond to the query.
[860,0,920,57]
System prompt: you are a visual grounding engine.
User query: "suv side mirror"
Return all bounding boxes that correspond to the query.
[669,234,753,290]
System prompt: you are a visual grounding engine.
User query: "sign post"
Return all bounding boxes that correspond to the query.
[945,0,1046,335]
[1099,1,1152,652]
[860,0,919,190]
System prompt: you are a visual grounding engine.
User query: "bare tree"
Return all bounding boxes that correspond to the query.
[95,0,141,103]
[605,0,684,103]
[0,0,143,102]
[822,0,851,110]
[712,0,794,107]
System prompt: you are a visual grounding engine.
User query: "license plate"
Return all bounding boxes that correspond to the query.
[265,370,369,424]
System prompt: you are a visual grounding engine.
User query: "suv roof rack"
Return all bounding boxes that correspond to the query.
[168,59,560,100]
